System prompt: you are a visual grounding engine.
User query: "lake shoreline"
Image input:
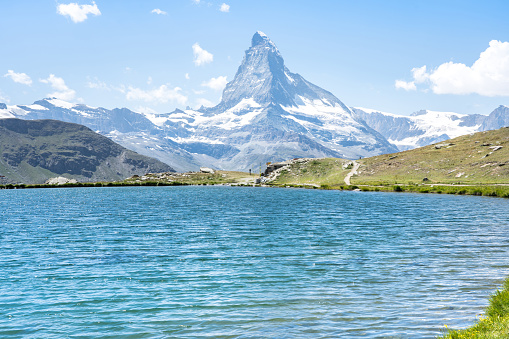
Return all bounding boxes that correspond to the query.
[3,180,509,199]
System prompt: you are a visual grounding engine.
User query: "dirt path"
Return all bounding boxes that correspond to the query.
[344,161,360,185]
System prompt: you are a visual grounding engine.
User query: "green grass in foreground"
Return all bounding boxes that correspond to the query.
[352,184,509,198]
[439,277,509,338]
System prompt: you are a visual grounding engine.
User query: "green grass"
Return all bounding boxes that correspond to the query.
[439,277,509,338]
[0,170,255,190]
[123,170,253,186]
[337,184,509,198]
[355,128,509,185]
[269,158,351,187]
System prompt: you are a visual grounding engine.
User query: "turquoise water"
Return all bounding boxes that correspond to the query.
[1,186,509,338]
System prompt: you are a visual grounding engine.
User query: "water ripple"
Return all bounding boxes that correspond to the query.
[1,187,508,338]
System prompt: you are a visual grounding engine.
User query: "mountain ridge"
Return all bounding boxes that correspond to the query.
[352,105,509,150]
[0,32,508,171]
[0,118,174,184]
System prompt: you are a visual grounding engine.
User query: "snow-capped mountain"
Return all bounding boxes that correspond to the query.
[0,32,398,171]
[352,106,509,151]
[151,31,398,170]
[1,32,508,171]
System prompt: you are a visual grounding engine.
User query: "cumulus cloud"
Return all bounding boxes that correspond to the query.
[151,8,167,15]
[185,73,190,80]
[57,1,101,23]
[202,76,228,91]
[86,78,127,94]
[135,106,159,115]
[0,91,9,103]
[220,3,230,12]
[398,40,509,96]
[394,80,416,91]
[86,79,110,91]
[196,98,214,108]
[126,85,188,106]
[192,43,213,66]
[40,74,76,101]
[4,70,33,86]
[411,65,429,84]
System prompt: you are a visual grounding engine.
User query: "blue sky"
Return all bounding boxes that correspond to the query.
[1,0,508,116]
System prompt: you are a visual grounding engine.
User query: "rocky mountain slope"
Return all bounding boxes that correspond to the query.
[141,31,399,170]
[0,119,174,184]
[355,126,509,185]
[267,126,509,187]
[353,105,509,151]
[0,32,398,172]
[0,33,507,171]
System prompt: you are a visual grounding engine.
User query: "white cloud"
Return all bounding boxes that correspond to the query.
[151,9,167,15]
[4,70,33,86]
[147,76,153,85]
[0,91,10,103]
[192,0,201,4]
[86,79,110,91]
[411,65,429,84]
[400,40,509,97]
[40,74,76,101]
[87,78,127,94]
[202,76,228,91]
[135,106,159,115]
[126,85,188,105]
[196,98,214,108]
[395,80,416,91]
[57,1,101,23]
[220,3,230,12]
[185,73,190,80]
[192,43,213,66]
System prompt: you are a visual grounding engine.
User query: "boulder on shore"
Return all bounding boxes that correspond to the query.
[45,177,78,185]
[200,167,215,174]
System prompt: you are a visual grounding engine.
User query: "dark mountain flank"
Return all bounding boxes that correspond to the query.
[0,119,174,184]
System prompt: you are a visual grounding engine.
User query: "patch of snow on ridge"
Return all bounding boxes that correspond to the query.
[168,136,225,145]
[412,110,480,139]
[6,105,29,116]
[353,107,401,117]
[143,113,170,127]
[283,96,352,120]
[0,108,15,119]
[228,98,261,113]
[281,97,368,141]
[24,104,49,111]
[256,31,268,38]
[193,107,263,130]
[47,98,75,109]
[71,108,94,118]
[285,71,295,84]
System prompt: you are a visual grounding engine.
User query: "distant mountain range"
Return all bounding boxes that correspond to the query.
[0,32,508,172]
[353,105,509,150]
[0,119,174,184]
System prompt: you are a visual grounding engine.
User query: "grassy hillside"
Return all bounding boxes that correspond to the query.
[268,127,509,189]
[0,119,174,184]
[355,127,509,185]
[123,170,255,185]
[267,158,352,187]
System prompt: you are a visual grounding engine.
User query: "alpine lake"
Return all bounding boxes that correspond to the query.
[1,186,509,338]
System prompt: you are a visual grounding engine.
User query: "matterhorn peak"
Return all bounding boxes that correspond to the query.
[210,31,349,112]
[251,31,276,48]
